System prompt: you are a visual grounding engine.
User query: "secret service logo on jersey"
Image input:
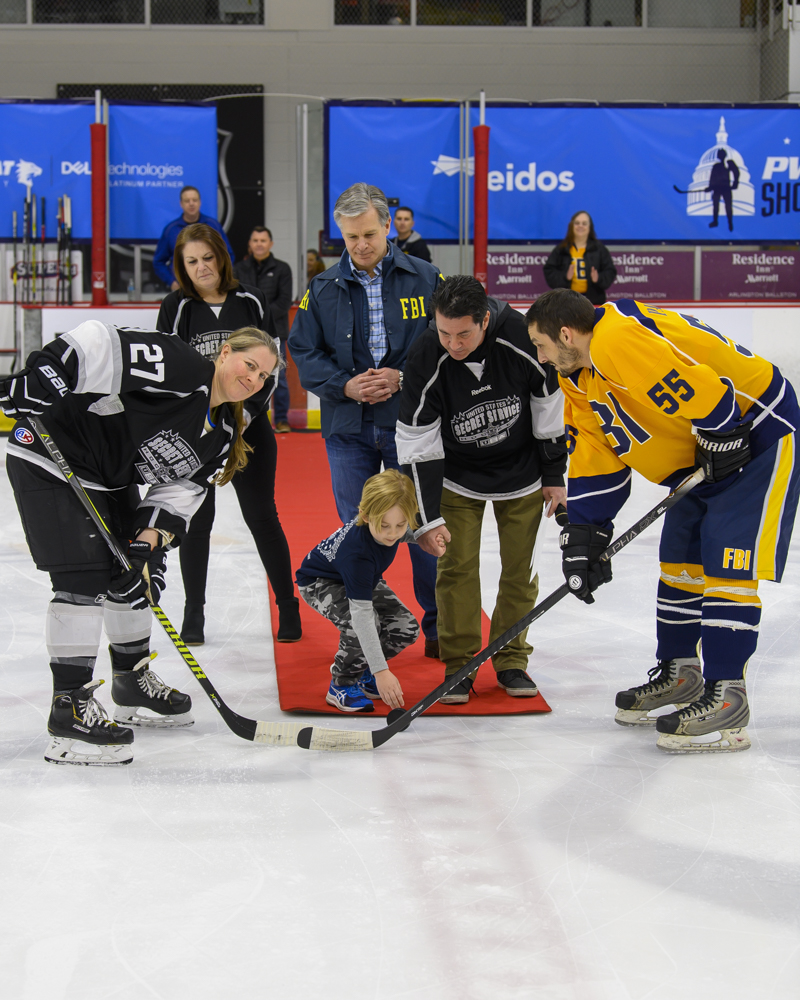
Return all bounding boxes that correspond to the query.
[135,430,201,485]
[190,331,229,360]
[450,395,521,448]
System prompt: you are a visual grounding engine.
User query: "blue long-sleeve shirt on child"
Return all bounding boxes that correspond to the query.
[296,519,410,672]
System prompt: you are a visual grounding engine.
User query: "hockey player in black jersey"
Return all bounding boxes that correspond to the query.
[398,276,567,704]
[157,223,300,645]
[0,321,279,766]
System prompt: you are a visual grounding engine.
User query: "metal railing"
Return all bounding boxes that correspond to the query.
[0,0,792,29]
[1,0,265,25]
[334,0,777,27]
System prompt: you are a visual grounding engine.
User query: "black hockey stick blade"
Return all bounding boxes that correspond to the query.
[672,184,691,195]
[25,415,305,748]
[296,470,705,752]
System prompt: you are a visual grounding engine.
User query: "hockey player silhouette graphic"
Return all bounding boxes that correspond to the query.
[706,148,739,231]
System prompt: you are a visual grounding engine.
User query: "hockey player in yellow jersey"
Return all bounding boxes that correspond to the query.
[527,289,800,754]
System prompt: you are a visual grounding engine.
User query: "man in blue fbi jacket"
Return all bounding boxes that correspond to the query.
[289,182,443,652]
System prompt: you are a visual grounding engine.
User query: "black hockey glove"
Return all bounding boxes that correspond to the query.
[0,356,72,418]
[695,423,751,483]
[107,540,168,610]
[559,523,613,604]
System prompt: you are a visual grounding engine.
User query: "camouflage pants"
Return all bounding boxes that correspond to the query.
[298,577,419,686]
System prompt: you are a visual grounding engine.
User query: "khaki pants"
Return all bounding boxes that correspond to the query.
[437,487,544,677]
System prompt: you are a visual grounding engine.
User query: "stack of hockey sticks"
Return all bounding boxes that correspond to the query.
[56,195,73,305]
[28,415,703,753]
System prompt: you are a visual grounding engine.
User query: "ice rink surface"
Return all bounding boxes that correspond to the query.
[1,436,798,1000]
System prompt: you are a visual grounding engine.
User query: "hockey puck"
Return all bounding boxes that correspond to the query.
[387,708,410,731]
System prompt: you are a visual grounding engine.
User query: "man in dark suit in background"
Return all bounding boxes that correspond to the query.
[235,226,294,432]
[392,206,432,264]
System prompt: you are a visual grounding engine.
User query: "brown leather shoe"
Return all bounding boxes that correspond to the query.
[424,638,440,659]
[274,421,292,434]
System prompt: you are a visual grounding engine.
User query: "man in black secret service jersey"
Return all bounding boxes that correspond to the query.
[398,276,567,705]
[0,321,278,766]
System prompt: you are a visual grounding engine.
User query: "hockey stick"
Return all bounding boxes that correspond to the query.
[296,468,706,752]
[25,415,304,748]
[31,193,36,305]
[673,185,692,195]
[40,197,46,305]
[11,210,18,373]
[22,193,30,305]
[63,195,73,306]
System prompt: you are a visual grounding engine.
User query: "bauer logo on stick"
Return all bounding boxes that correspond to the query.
[14,427,34,445]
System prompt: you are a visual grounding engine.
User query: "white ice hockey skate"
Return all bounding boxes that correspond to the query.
[614,658,704,727]
[111,654,195,729]
[45,680,134,766]
[655,677,751,753]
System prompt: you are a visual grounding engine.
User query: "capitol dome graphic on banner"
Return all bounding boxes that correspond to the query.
[684,116,755,220]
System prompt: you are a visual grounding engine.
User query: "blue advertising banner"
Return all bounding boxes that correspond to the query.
[326,103,800,243]
[0,102,218,241]
[0,103,95,240]
[327,103,461,241]
[108,104,218,241]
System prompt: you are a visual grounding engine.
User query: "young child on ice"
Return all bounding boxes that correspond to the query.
[296,469,424,713]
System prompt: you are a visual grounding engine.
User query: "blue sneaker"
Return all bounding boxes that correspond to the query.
[358,668,381,700]
[325,682,375,713]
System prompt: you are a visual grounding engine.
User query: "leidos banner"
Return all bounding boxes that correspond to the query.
[0,102,218,241]
[326,103,800,242]
[327,103,462,242]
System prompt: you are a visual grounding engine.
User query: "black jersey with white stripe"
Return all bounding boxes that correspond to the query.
[397,300,567,534]
[7,322,237,540]
[156,284,278,417]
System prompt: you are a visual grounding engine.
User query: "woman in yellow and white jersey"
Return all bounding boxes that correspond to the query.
[527,290,800,755]
[543,211,617,305]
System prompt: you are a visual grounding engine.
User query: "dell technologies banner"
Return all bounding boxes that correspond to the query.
[326,103,800,243]
[0,102,218,241]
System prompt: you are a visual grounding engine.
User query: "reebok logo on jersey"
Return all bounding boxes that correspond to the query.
[471,384,492,396]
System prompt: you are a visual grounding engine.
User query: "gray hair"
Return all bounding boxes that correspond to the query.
[333,182,391,228]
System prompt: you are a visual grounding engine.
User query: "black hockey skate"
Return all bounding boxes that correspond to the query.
[614,658,704,727]
[656,678,751,753]
[111,654,194,728]
[45,679,134,766]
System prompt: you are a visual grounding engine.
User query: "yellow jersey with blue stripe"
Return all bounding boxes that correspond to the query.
[562,299,799,527]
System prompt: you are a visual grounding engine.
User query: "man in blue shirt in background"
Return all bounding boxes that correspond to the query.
[153,185,234,290]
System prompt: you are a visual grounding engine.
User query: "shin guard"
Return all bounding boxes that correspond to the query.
[104,598,152,671]
[46,592,104,693]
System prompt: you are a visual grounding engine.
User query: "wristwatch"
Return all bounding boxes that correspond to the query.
[397,370,404,391]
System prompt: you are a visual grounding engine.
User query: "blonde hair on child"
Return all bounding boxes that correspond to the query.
[356,469,419,529]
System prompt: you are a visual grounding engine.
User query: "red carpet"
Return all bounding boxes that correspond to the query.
[269,433,551,717]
